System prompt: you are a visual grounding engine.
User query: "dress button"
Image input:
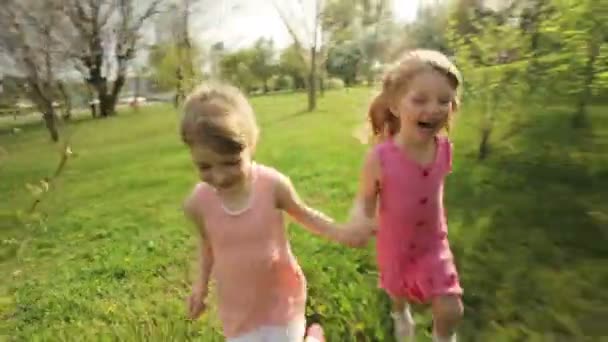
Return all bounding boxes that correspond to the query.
[416,220,425,227]
[422,170,429,177]
[419,197,428,205]
[445,273,457,287]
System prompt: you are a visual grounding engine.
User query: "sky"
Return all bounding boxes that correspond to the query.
[190,0,420,50]
[0,0,421,78]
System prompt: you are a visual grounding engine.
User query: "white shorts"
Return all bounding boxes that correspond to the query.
[227,318,306,342]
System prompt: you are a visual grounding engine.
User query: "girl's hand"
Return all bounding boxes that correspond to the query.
[340,218,375,247]
[187,287,207,320]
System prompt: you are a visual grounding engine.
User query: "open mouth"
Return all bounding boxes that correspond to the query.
[417,121,438,130]
[216,179,238,189]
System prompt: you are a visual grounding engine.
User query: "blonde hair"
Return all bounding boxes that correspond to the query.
[180,82,259,154]
[368,49,462,143]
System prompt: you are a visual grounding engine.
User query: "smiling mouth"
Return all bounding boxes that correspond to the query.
[417,121,439,129]
[217,181,236,189]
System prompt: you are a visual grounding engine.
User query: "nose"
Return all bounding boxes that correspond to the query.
[427,101,445,117]
[198,170,223,186]
[212,169,233,187]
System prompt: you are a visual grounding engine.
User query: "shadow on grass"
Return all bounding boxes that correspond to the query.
[0,104,170,136]
[446,109,607,340]
[260,108,310,127]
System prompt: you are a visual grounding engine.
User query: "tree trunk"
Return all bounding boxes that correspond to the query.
[131,74,141,111]
[108,73,126,115]
[175,66,184,108]
[99,93,112,117]
[85,84,97,118]
[522,0,547,123]
[572,39,599,128]
[319,75,325,96]
[41,107,59,142]
[308,47,317,112]
[27,80,59,141]
[92,78,112,118]
[90,66,126,117]
[366,68,374,86]
[90,102,98,118]
[478,126,491,160]
[479,72,494,160]
[57,82,72,121]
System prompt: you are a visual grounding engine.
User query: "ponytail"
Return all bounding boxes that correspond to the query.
[367,92,399,144]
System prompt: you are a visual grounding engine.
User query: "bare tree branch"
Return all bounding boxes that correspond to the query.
[61,0,161,117]
[272,0,311,64]
[0,0,71,141]
[272,0,326,111]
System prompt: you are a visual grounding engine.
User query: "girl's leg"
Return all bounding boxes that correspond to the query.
[391,297,415,342]
[431,295,463,342]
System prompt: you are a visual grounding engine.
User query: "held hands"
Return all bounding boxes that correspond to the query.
[337,216,376,248]
[187,286,208,320]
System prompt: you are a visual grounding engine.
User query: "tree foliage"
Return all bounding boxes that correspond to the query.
[443,0,608,159]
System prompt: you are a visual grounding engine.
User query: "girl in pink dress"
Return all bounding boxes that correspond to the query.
[180,82,368,342]
[351,50,464,342]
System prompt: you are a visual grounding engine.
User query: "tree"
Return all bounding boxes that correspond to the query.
[402,1,452,53]
[448,1,528,160]
[64,0,162,117]
[164,0,205,107]
[326,41,363,85]
[513,0,608,127]
[545,0,608,127]
[220,49,257,92]
[149,41,202,94]
[273,0,325,111]
[323,0,395,84]
[0,0,72,142]
[57,81,73,121]
[250,38,276,93]
[279,44,308,90]
[357,0,395,84]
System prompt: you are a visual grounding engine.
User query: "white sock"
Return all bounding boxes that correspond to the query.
[433,330,456,342]
[403,303,414,323]
[392,304,415,341]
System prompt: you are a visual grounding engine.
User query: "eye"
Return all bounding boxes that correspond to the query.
[412,97,427,105]
[223,159,241,166]
[197,163,211,171]
[439,98,452,105]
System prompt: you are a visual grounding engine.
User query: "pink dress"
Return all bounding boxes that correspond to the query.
[190,163,307,338]
[375,136,462,303]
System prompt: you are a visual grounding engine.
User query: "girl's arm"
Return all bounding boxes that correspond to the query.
[184,196,213,296]
[348,149,381,230]
[275,174,369,246]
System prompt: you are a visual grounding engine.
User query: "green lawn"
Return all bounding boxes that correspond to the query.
[1,88,606,341]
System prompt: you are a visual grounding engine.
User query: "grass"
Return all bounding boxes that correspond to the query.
[0,88,606,341]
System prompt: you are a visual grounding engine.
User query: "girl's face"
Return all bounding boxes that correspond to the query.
[189,143,253,192]
[393,69,456,144]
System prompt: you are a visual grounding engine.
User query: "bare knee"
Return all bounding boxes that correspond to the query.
[433,295,463,325]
